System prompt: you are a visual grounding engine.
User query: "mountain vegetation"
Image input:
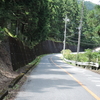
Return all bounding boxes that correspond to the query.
[0,0,100,49]
[77,0,96,10]
[84,1,96,10]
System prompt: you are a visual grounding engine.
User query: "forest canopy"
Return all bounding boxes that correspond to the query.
[0,0,100,49]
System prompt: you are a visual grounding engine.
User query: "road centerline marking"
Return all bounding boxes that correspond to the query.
[50,57,100,100]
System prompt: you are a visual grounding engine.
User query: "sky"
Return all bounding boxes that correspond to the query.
[84,0,100,5]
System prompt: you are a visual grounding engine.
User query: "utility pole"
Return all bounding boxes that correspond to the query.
[76,0,84,62]
[63,15,70,58]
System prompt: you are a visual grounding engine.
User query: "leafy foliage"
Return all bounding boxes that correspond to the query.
[48,0,80,41]
[0,0,50,46]
[77,0,96,10]
[61,49,72,58]
[0,0,100,49]
[64,49,100,64]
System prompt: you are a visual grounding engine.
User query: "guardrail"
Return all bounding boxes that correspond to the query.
[64,58,100,70]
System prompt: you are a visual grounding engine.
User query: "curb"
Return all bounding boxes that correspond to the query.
[8,62,37,88]
[8,73,24,88]
[23,66,33,74]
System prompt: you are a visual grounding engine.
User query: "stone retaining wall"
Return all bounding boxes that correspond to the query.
[6,37,78,70]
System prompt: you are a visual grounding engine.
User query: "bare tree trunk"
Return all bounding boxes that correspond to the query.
[7,20,11,30]
[16,20,19,35]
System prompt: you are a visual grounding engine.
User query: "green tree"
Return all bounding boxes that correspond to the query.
[0,0,50,46]
[48,0,80,42]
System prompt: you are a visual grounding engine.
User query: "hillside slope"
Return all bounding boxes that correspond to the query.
[0,40,17,91]
[77,0,96,10]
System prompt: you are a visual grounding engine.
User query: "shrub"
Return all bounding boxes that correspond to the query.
[92,52,99,62]
[61,49,72,58]
[78,53,88,62]
[85,49,93,62]
[68,54,76,60]
[62,48,100,65]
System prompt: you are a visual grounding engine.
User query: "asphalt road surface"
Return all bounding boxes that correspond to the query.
[15,54,100,100]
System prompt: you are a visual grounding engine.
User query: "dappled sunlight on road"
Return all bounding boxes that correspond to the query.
[54,53,62,58]
[14,54,100,100]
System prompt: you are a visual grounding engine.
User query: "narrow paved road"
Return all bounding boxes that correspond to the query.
[15,54,100,100]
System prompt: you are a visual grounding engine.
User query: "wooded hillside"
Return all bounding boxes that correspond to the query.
[0,0,100,48]
[78,0,96,10]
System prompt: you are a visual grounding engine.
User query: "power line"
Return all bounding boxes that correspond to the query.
[67,39,100,46]
[67,36,96,43]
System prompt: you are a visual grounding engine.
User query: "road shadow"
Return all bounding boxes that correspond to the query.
[20,77,81,93]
